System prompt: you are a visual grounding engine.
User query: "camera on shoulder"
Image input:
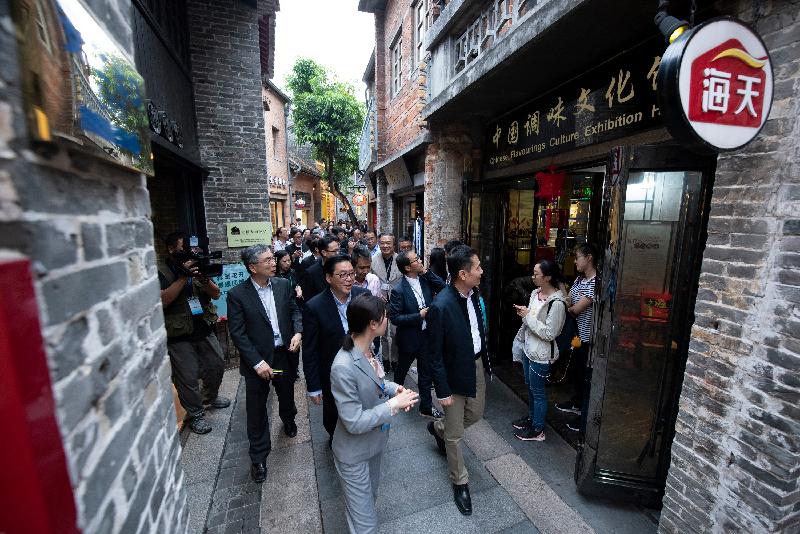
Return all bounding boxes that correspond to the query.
[169,235,223,278]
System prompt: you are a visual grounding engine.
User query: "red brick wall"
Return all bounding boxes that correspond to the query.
[376,0,426,162]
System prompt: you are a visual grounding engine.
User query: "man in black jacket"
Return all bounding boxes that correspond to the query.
[227,244,303,483]
[302,254,369,439]
[389,250,445,418]
[426,245,490,516]
[300,235,340,302]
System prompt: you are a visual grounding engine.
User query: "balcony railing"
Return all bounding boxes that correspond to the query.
[452,0,538,74]
[358,97,377,171]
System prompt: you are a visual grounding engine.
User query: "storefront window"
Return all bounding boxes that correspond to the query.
[270,200,285,230]
[533,174,594,279]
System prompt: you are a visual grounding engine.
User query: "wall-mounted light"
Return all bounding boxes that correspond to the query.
[654,2,689,43]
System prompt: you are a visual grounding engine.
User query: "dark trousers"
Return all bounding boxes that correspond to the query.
[322,384,338,437]
[245,348,297,463]
[568,343,591,408]
[394,349,433,411]
[168,334,225,418]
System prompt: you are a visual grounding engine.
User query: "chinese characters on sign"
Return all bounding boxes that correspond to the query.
[660,17,773,152]
[486,39,664,170]
[211,263,250,318]
[226,222,273,247]
[688,39,767,128]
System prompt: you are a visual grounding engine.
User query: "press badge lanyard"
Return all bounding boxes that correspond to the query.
[186,277,203,316]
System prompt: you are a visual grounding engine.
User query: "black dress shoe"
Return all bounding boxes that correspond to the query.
[204,396,231,409]
[187,415,212,434]
[427,422,446,457]
[250,462,267,483]
[453,483,472,515]
[284,420,298,438]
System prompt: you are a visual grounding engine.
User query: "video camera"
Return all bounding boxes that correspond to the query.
[169,235,224,278]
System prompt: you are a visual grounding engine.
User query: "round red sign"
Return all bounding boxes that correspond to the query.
[352,193,367,206]
[658,17,773,152]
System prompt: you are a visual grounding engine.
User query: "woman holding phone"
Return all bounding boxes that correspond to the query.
[511,260,567,442]
[330,293,419,533]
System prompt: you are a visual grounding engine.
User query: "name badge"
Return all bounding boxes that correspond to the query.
[188,297,203,316]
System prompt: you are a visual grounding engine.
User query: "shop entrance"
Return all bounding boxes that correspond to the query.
[466,142,715,506]
[394,189,424,250]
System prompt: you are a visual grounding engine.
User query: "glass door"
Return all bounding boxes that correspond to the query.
[575,144,715,505]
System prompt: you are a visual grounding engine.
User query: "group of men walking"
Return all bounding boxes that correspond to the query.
[159,227,491,520]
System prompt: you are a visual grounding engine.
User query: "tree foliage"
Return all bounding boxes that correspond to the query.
[287,58,365,224]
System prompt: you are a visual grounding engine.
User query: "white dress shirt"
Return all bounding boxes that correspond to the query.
[405,275,427,330]
[252,277,284,370]
[458,288,482,355]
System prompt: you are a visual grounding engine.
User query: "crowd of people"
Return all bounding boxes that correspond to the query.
[158,219,598,533]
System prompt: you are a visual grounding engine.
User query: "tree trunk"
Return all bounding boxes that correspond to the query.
[325,154,360,227]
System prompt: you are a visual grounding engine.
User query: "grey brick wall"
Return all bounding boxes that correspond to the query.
[188,0,272,263]
[659,1,800,532]
[0,1,188,532]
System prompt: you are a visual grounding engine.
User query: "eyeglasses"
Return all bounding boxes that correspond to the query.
[410,257,422,264]
[257,257,276,264]
[333,271,356,280]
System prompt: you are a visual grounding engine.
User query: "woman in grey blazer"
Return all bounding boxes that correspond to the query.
[330,294,419,534]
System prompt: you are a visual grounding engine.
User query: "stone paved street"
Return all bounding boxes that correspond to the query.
[182,367,658,533]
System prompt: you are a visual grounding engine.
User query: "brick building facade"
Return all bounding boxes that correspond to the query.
[361,0,434,245]
[0,0,280,532]
[361,0,799,531]
[263,81,291,231]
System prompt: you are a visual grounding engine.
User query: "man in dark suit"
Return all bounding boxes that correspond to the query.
[426,245,491,516]
[227,244,303,483]
[284,227,308,271]
[300,237,320,271]
[389,250,446,418]
[302,254,369,439]
[300,234,340,302]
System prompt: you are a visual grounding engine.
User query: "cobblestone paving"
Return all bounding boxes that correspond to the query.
[203,380,262,534]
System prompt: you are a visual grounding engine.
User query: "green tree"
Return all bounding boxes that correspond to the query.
[287,58,365,225]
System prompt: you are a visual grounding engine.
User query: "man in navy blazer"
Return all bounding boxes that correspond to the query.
[302,254,370,439]
[426,245,491,516]
[389,250,446,418]
[227,244,303,483]
[300,235,341,302]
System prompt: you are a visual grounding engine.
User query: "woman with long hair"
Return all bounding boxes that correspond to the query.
[330,294,419,533]
[511,260,567,442]
[274,249,303,301]
[428,247,448,285]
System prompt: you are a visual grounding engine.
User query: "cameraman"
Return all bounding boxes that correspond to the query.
[159,232,230,434]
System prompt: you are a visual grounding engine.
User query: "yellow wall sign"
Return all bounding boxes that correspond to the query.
[226,222,273,247]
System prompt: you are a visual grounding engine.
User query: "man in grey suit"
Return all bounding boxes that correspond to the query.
[227,244,303,483]
[330,293,419,534]
[370,233,401,369]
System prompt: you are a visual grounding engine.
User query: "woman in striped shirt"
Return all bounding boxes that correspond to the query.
[555,243,598,432]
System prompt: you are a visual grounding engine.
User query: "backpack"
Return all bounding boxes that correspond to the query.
[547,299,578,361]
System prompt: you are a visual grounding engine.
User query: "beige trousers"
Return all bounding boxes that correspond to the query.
[433,358,486,485]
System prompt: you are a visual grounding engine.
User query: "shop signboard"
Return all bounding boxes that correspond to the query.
[226,221,272,247]
[211,263,250,318]
[485,38,665,170]
[10,0,153,175]
[658,17,773,152]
